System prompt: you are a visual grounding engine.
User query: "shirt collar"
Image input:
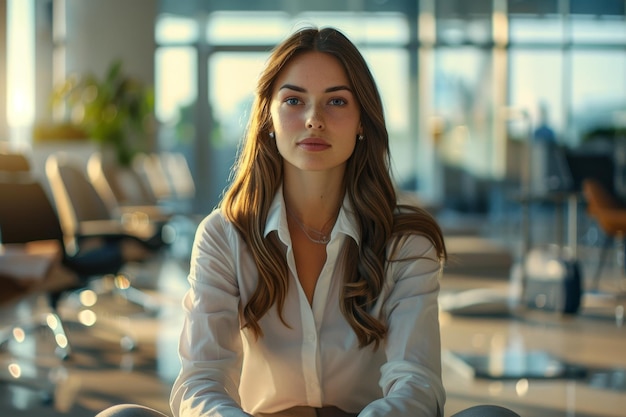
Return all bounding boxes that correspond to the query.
[264,186,361,246]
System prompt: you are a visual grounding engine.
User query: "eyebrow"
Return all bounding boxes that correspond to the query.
[279,84,352,93]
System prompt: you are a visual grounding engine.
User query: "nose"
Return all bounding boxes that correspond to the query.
[306,105,324,130]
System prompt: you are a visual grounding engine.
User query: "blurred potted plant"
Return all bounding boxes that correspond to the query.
[51,60,155,166]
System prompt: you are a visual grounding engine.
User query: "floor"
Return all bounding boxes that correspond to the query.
[1,208,625,417]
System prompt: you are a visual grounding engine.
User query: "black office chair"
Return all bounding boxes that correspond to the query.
[0,194,73,356]
[0,179,156,352]
[46,152,171,312]
[0,177,151,405]
[0,180,128,277]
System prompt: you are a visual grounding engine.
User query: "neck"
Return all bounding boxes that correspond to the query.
[283,173,344,230]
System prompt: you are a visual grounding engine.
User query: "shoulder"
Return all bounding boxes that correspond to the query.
[392,201,441,234]
[195,208,242,247]
[190,208,247,276]
[390,196,446,260]
[197,208,227,233]
[387,230,438,259]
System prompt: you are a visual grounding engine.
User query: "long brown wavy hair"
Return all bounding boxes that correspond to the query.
[221,27,446,349]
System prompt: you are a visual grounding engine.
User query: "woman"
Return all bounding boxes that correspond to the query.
[97,27,519,417]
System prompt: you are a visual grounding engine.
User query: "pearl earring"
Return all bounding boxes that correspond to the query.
[269,132,275,139]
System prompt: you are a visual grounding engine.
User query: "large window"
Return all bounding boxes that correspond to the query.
[155,47,197,149]
[154,1,626,212]
[362,48,411,184]
[434,47,495,177]
[571,14,626,44]
[507,3,626,148]
[155,9,412,210]
[154,15,198,151]
[209,52,268,147]
[509,49,564,139]
[570,50,626,142]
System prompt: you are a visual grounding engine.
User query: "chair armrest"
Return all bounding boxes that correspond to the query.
[114,205,173,223]
[78,219,158,242]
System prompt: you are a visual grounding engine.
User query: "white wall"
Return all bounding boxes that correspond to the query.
[64,0,156,87]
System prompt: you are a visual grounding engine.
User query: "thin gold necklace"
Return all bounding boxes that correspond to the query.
[286,206,336,245]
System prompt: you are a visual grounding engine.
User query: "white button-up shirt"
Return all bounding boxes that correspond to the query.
[170,190,445,417]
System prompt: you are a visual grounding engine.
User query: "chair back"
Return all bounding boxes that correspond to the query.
[583,178,626,235]
[133,153,173,202]
[0,180,64,245]
[0,147,32,183]
[88,151,158,208]
[46,153,112,238]
[0,177,126,285]
[0,152,30,172]
[583,178,622,212]
[161,151,195,201]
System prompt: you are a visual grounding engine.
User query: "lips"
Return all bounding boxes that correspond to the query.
[297,138,330,151]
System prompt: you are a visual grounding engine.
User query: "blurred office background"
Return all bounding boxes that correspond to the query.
[1,0,624,215]
[1,1,626,416]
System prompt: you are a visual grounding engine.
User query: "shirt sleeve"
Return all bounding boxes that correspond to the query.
[359,235,446,417]
[169,212,252,417]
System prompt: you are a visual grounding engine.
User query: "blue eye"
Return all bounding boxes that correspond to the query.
[329,98,346,106]
[285,97,300,105]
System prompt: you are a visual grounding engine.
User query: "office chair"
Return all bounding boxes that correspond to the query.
[132,151,197,215]
[0,178,148,353]
[582,178,626,293]
[0,148,74,362]
[0,151,30,173]
[45,152,168,253]
[132,152,172,204]
[132,151,200,260]
[87,151,173,223]
[0,176,155,403]
[160,151,196,203]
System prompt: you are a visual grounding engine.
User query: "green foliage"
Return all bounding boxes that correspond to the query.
[51,60,155,166]
[581,126,626,142]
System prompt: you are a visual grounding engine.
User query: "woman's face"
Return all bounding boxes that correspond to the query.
[269,51,362,176]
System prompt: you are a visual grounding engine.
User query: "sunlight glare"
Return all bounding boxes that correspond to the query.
[6,0,35,129]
